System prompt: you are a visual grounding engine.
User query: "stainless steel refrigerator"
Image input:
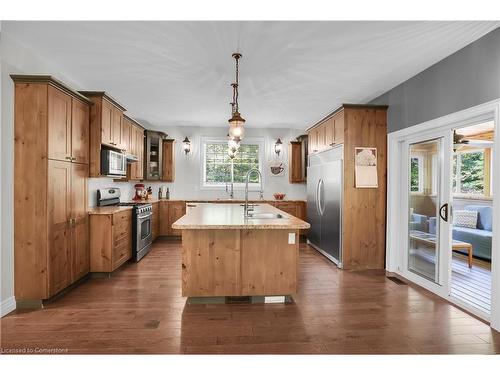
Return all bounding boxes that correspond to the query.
[307,145,343,267]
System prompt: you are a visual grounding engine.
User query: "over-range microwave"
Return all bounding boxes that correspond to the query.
[101,149,127,177]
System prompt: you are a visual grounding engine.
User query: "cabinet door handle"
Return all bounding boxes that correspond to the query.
[72,157,77,161]
[329,143,335,146]
[65,156,72,160]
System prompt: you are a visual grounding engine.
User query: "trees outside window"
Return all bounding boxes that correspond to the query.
[203,140,262,186]
[453,150,485,195]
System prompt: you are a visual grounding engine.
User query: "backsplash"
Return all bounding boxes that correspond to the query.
[88,178,135,206]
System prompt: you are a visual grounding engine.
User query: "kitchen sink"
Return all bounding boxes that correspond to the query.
[245,213,285,219]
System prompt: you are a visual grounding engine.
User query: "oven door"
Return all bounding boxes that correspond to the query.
[136,211,153,251]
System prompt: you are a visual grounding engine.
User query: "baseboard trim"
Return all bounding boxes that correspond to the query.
[1,296,16,317]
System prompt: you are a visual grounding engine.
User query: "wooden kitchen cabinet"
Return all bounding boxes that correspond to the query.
[169,201,186,236]
[306,104,387,270]
[47,160,72,296]
[151,202,159,241]
[47,86,90,164]
[121,116,131,153]
[159,201,186,236]
[161,139,175,182]
[289,140,306,183]
[273,201,298,217]
[307,109,345,153]
[333,111,345,144]
[71,163,90,282]
[79,91,127,177]
[71,98,90,164]
[125,115,145,181]
[12,75,92,302]
[48,86,72,162]
[90,210,132,272]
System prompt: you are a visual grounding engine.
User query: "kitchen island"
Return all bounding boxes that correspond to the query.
[172,203,310,297]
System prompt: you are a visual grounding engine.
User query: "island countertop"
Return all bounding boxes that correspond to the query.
[172,203,310,230]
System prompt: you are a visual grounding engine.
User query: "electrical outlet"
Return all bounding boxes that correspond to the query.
[288,233,296,244]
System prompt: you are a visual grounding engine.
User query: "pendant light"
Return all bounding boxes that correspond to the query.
[228,53,245,141]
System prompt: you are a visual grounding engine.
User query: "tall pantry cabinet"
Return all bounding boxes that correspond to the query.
[12,75,92,302]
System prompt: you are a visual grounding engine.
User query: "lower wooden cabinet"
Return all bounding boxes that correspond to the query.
[272,201,307,236]
[71,216,90,282]
[90,210,132,272]
[159,201,186,236]
[47,160,90,297]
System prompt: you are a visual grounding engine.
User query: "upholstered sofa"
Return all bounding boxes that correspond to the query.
[429,205,493,261]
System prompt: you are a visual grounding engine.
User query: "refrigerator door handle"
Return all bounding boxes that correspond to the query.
[316,179,322,215]
[319,179,325,215]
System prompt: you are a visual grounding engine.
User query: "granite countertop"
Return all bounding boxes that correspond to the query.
[172,203,310,230]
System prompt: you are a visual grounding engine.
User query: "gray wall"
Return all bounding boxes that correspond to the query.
[370,27,500,133]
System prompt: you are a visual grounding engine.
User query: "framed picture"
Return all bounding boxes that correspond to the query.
[268,160,285,177]
[354,147,378,188]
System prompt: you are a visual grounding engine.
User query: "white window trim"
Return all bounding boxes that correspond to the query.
[199,136,265,190]
[453,149,486,197]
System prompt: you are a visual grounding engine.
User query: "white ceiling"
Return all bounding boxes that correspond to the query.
[3,21,499,130]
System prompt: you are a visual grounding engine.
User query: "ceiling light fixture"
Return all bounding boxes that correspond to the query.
[228,53,245,143]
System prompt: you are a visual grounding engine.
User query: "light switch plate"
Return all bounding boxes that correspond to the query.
[288,233,296,244]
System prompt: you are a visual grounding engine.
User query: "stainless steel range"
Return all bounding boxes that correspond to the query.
[96,188,153,262]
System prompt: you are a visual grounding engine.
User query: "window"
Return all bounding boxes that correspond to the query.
[410,156,423,193]
[202,138,263,187]
[453,150,486,196]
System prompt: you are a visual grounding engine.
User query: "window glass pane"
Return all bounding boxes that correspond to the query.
[452,154,458,193]
[459,151,484,195]
[410,157,420,192]
[203,141,261,185]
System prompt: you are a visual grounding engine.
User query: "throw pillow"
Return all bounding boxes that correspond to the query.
[453,210,478,229]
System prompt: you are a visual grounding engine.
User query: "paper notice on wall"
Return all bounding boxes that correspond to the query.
[355,147,378,188]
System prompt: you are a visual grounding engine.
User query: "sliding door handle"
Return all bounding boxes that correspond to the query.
[439,203,448,222]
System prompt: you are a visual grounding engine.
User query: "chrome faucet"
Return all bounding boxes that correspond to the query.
[225,181,234,199]
[225,160,235,199]
[244,168,264,218]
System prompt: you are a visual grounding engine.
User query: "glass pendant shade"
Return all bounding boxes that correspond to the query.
[228,111,245,139]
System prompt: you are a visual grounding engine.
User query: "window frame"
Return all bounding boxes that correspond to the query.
[200,136,265,190]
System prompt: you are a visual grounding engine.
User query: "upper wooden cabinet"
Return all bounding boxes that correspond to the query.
[11,75,91,301]
[307,108,346,154]
[71,98,90,164]
[162,139,175,182]
[47,86,72,162]
[79,91,127,177]
[45,85,90,164]
[289,140,306,183]
[124,115,145,181]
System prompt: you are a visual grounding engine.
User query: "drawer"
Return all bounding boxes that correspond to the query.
[113,239,131,269]
[113,210,131,224]
[113,220,130,241]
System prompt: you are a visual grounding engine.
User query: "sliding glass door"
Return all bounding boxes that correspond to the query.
[404,132,453,291]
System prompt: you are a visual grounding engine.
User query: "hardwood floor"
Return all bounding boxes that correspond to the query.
[1,238,500,354]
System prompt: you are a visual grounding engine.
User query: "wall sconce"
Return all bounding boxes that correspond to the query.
[274,138,283,156]
[182,137,191,155]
